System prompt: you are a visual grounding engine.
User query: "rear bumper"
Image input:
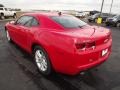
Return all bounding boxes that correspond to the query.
[69,50,111,75]
[51,39,112,75]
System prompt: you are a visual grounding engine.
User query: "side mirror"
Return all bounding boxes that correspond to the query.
[9,21,15,24]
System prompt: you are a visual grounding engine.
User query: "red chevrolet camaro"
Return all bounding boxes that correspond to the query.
[5,12,112,75]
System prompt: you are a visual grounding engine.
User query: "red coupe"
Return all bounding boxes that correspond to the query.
[5,13,112,75]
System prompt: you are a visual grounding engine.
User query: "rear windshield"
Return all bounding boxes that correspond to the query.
[51,16,87,28]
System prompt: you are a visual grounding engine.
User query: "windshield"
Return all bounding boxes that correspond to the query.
[92,13,100,18]
[51,16,87,28]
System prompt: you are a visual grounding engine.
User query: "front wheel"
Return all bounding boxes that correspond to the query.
[6,30,12,42]
[0,14,5,20]
[34,46,52,75]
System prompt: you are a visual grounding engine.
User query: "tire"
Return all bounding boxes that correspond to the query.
[113,23,117,27]
[88,19,92,22]
[6,30,12,42]
[33,46,52,75]
[0,14,5,20]
[106,23,110,26]
[13,14,17,19]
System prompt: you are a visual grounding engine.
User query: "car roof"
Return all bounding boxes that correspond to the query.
[23,12,71,17]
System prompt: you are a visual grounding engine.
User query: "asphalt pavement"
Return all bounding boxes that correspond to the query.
[0,20,120,90]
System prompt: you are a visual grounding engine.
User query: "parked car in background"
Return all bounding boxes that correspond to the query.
[106,15,120,27]
[89,10,100,16]
[75,11,86,18]
[88,13,110,23]
[5,13,112,75]
[0,7,16,19]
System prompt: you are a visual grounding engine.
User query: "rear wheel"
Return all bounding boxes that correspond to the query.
[13,14,17,19]
[6,30,12,42]
[0,14,5,20]
[33,46,52,75]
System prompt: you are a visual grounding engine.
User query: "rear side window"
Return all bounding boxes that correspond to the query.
[24,19,33,27]
[24,17,39,27]
[31,18,39,26]
[16,16,33,26]
[16,16,39,27]
[51,16,87,28]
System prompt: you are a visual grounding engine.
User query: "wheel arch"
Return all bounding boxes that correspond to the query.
[14,13,16,15]
[0,13,4,16]
[31,42,47,54]
[31,42,55,71]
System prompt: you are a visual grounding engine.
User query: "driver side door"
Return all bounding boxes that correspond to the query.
[11,16,33,49]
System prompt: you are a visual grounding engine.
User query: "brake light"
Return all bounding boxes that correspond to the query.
[75,41,96,51]
[75,43,86,50]
[86,42,95,49]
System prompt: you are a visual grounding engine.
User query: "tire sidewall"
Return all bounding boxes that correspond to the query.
[6,30,11,42]
[33,46,52,75]
[0,14,5,20]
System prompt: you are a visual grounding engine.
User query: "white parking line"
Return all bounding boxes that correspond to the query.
[0,19,15,22]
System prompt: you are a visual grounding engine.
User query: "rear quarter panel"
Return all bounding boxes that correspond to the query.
[34,30,75,71]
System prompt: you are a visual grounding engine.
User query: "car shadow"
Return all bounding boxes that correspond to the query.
[6,42,120,90]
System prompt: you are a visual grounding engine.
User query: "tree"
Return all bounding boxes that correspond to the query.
[0,4,4,7]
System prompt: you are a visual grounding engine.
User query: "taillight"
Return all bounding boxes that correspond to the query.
[75,41,96,51]
[86,42,95,49]
[75,43,86,50]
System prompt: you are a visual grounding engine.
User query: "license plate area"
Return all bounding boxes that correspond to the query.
[102,48,108,56]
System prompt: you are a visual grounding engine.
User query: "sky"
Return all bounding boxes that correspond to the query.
[0,0,120,14]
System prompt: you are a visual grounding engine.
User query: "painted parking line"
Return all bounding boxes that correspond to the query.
[0,19,15,22]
